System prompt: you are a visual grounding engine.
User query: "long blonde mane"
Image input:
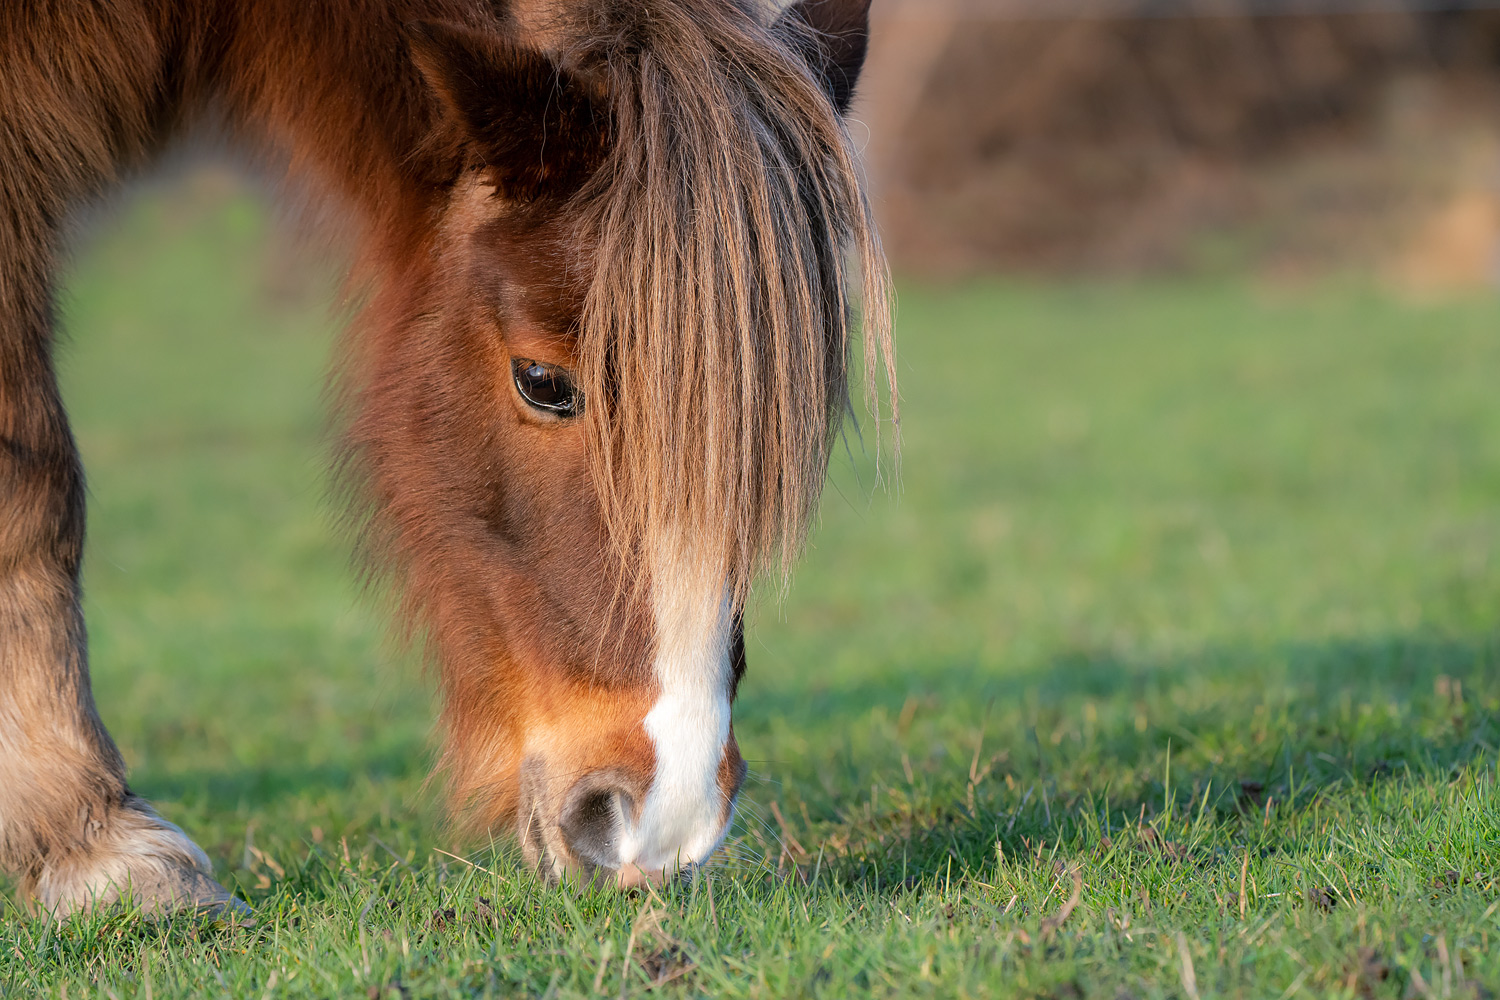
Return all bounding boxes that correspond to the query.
[565,0,895,597]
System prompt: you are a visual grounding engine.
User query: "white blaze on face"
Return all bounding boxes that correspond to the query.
[615,537,735,875]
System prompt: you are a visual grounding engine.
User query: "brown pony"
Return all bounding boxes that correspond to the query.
[0,0,892,914]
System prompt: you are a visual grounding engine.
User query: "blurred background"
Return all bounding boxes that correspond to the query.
[863,0,1500,289]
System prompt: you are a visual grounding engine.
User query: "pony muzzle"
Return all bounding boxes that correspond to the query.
[518,741,746,887]
[513,536,748,886]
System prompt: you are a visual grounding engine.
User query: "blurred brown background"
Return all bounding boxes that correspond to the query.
[858,0,1500,288]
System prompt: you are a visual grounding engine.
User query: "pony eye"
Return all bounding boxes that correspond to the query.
[512,358,583,417]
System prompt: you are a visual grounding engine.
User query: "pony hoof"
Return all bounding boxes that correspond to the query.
[32,797,249,921]
[126,863,254,923]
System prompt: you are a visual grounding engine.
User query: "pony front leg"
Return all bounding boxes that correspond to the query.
[0,0,243,917]
[0,354,238,917]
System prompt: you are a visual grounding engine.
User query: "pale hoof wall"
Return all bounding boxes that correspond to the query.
[129,865,254,924]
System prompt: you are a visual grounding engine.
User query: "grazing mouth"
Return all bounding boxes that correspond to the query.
[519,808,730,890]
[528,846,699,891]
[516,754,738,889]
[522,826,705,891]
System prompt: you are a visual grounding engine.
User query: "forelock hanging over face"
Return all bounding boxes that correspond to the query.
[541,0,894,600]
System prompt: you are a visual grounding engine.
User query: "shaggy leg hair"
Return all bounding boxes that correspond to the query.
[0,369,238,916]
[0,3,240,916]
[0,229,239,918]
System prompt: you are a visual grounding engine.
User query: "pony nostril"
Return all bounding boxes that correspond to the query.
[558,777,634,869]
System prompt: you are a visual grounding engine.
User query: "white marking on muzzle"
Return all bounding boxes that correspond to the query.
[615,538,734,874]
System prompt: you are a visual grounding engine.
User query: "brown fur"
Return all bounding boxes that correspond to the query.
[0,0,882,907]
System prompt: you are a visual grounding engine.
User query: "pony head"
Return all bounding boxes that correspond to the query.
[348,0,890,886]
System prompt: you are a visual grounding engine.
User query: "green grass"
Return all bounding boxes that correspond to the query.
[1,170,1497,998]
